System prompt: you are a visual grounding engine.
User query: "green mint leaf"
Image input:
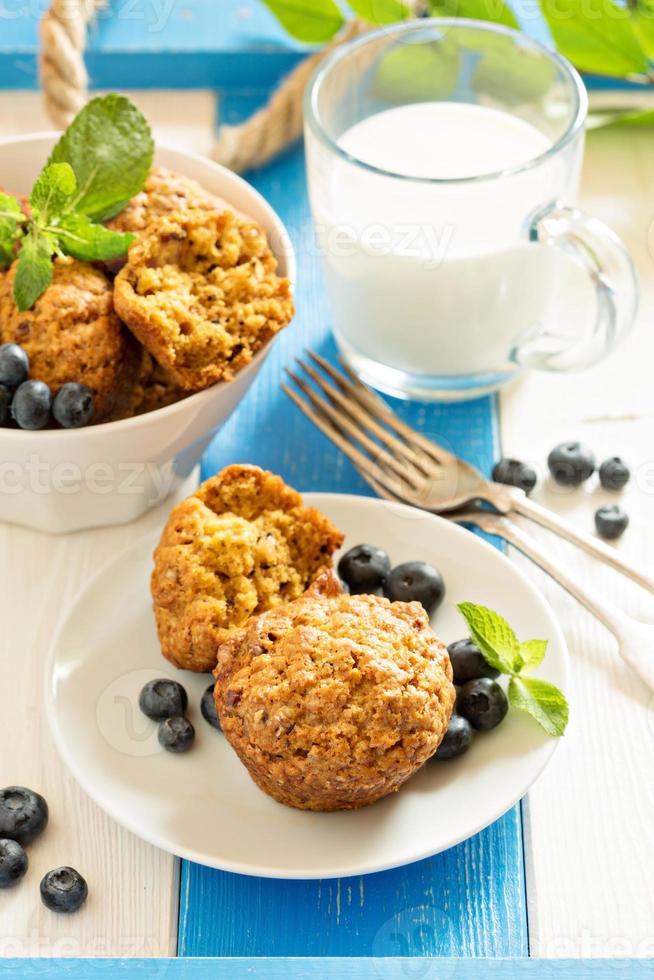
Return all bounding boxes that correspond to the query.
[589,107,654,130]
[48,94,154,223]
[539,0,648,77]
[259,0,344,42]
[457,602,523,674]
[428,0,518,29]
[55,212,134,262]
[347,0,410,24]
[371,39,460,102]
[631,0,654,60]
[508,677,569,736]
[30,162,77,222]
[13,232,55,311]
[0,193,23,267]
[519,638,548,672]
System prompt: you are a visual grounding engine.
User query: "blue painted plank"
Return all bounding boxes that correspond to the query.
[176,94,526,957]
[1,960,652,979]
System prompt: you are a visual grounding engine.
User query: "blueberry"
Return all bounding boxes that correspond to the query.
[139,679,188,721]
[595,505,629,541]
[40,867,88,913]
[0,786,49,845]
[547,442,595,487]
[492,457,537,495]
[158,716,195,753]
[337,544,391,594]
[599,457,630,492]
[447,638,500,684]
[11,380,52,430]
[0,839,28,888]
[457,678,508,731]
[201,684,222,731]
[0,385,11,425]
[432,715,473,761]
[384,560,445,615]
[0,343,29,388]
[52,383,94,429]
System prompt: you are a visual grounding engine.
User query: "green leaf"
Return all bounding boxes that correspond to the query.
[631,0,654,60]
[370,39,461,102]
[539,0,648,77]
[508,677,569,736]
[589,106,654,129]
[13,232,55,311]
[0,193,22,267]
[48,94,154,223]
[30,162,77,222]
[428,0,518,28]
[457,602,524,674]
[519,638,548,672]
[472,47,556,104]
[347,0,410,23]
[55,212,134,262]
[259,0,344,42]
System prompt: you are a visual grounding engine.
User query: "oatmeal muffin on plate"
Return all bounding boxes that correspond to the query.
[214,569,456,811]
[152,465,343,673]
[0,257,141,422]
[114,208,294,390]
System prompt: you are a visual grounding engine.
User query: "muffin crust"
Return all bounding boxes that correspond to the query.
[214,570,456,811]
[152,465,344,673]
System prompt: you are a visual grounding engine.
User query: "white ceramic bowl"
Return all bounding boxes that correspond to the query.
[0,135,295,534]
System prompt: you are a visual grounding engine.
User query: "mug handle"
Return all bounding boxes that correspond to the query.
[513,202,639,371]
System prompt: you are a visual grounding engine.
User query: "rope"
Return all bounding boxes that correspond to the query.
[38,4,423,172]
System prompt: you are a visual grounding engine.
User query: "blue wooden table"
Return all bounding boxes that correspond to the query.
[0,1,648,972]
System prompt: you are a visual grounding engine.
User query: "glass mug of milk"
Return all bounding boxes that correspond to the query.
[304,19,638,401]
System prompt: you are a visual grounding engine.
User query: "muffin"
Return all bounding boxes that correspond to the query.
[152,465,344,673]
[214,570,455,811]
[0,257,141,422]
[113,208,294,390]
[107,167,230,235]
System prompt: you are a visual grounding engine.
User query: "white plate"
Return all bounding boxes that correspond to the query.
[47,493,568,879]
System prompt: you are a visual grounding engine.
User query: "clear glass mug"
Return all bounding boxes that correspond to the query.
[303,19,638,401]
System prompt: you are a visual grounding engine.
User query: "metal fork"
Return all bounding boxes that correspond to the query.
[282,351,654,597]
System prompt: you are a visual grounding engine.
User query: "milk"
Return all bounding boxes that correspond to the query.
[308,102,575,384]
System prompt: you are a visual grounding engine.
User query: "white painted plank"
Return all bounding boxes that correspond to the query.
[0,90,216,957]
[501,124,654,958]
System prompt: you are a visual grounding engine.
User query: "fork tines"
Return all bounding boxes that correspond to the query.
[282,351,445,500]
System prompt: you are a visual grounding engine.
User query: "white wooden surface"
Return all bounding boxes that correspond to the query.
[0,90,653,958]
[501,122,654,959]
[0,91,216,958]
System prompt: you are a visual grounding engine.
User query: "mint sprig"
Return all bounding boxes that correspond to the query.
[457,602,569,736]
[0,94,153,311]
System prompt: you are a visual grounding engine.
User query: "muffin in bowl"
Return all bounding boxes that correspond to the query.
[213,569,456,811]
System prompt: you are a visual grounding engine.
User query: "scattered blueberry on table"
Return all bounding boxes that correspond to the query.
[0,385,11,425]
[432,715,473,761]
[595,505,629,541]
[11,379,52,430]
[447,638,500,684]
[491,457,537,494]
[139,678,188,721]
[384,560,445,615]
[0,343,29,388]
[201,684,222,731]
[0,786,49,845]
[547,441,595,486]
[0,839,28,888]
[52,383,95,429]
[40,867,88,913]
[158,716,196,753]
[598,456,630,492]
[457,678,509,731]
[338,543,391,594]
